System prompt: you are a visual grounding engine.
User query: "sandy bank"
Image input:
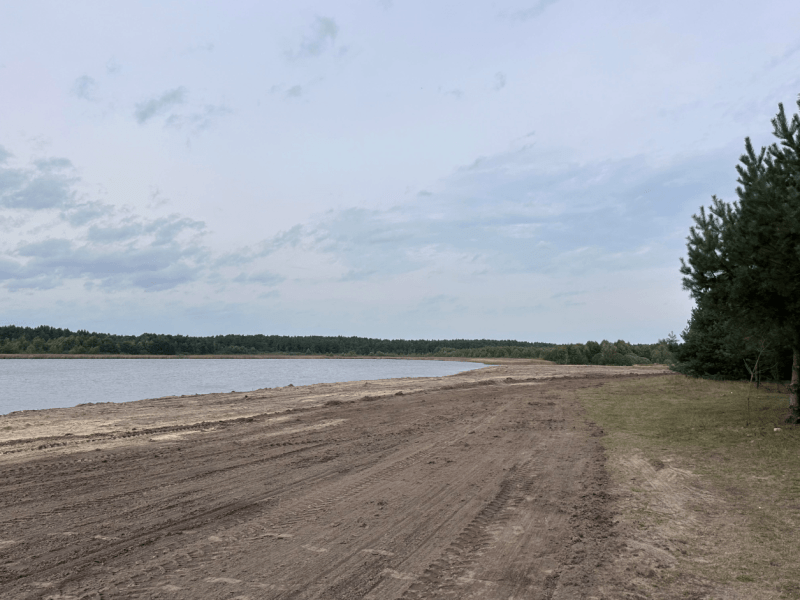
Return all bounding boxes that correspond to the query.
[0,361,667,456]
[0,361,670,598]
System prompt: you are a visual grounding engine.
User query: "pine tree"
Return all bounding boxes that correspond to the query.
[681,96,800,415]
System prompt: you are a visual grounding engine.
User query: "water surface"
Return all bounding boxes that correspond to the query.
[0,358,483,414]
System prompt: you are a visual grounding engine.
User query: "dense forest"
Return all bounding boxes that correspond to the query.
[671,307,794,382]
[0,324,677,366]
[0,325,552,357]
[433,338,677,365]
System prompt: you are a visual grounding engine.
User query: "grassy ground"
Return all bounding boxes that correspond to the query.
[579,373,800,599]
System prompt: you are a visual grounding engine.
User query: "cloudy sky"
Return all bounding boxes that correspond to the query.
[1,0,799,343]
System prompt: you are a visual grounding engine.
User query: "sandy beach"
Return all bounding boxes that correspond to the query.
[0,360,669,599]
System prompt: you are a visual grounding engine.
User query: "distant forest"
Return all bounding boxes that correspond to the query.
[0,325,677,366]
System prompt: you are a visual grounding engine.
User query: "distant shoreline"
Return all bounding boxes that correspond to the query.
[0,353,526,363]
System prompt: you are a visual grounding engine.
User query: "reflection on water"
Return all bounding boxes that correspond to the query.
[0,358,483,414]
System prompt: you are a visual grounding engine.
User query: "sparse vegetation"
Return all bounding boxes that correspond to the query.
[580,374,800,598]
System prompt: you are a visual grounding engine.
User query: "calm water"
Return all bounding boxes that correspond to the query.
[0,358,483,414]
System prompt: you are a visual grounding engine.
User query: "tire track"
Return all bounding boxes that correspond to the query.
[398,461,542,599]
[0,372,628,599]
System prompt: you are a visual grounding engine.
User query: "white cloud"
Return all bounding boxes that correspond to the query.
[6,212,208,292]
[164,103,232,132]
[0,147,210,294]
[134,87,188,124]
[287,16,339,60]
[72,75,96,100]
[0,156,77,210]
[233,270,285,286]
[235,142,735,291]
[105,58,121,75]
[503,0,559,21]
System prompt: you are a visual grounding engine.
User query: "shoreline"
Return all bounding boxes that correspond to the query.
[0,362,668,449]
[0,353,536,362]
[0,362,673,598]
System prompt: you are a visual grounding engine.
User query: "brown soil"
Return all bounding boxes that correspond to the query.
[0,362,669,599]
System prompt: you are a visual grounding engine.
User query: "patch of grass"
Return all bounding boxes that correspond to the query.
[579,373,800,598]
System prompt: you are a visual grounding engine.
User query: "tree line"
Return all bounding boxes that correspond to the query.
[0,325,554,357]
[0,324,676,365]
[434,338,677,366]
[676,96,800,415]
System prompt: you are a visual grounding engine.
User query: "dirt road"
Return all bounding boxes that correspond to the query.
[0,363,667,599]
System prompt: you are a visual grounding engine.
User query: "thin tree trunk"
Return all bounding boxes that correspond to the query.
[791,347,799,409]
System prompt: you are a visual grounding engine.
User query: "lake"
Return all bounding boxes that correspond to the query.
[0,358,484,415]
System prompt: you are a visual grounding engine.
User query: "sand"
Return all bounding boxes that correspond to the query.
[0,360,669,599]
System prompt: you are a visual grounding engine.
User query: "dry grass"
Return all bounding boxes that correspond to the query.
[579,373,800,599]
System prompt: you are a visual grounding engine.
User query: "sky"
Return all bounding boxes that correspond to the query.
[1,0,799,344]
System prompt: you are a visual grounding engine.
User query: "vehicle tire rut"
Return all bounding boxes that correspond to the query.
[0,371,634,599]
